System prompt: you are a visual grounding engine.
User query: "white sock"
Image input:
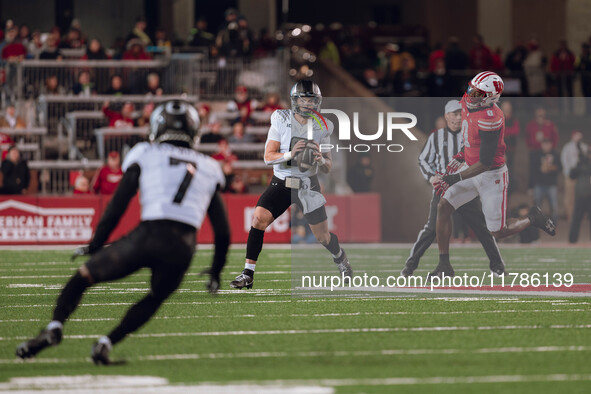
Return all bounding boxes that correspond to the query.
[98,335,112,350]
[245,263,256,272]
[46,321,63,331]
[332,249,343,259]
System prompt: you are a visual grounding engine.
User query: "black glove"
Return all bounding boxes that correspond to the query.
[442,173,462,186]
[199,268,221,295]
[71,245,91,261]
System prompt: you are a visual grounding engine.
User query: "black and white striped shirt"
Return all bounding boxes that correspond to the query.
[418,127,463,181]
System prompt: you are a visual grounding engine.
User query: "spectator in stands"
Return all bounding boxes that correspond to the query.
[550,39,576,97]
[568,149,591,243]
[73,174,91,194]
[72,70,95,96]
[501,101,520,194]
[39,34,62,60]
[561,130,588,221]
[122,39,151,60]
[218,8,239,32]
[27,30,43,59]
[82,38,109,60]
[154,27,171,50]
[386,43,415,77]
[18,24,30,46]
[92,151,123,195]
[529,138,561,223]
[227,173,247,194]
[491,47,504,71]
[469,34,493,70]
[259,92,283,112]
[227,85,258,124]
[0,104,26,129]
[1,26,26,61]
[104,75,128,95]
[575,43,591,97]
[200,121,223,143]
[59,28,84,49]
[392,56,422,96]
[144,72,163,95]
[526,108,559,151]
[0,146,30,194]
[188,17,214,47]
[0,131,14,160]
[347,152,374,193]
[228,121,254,143]
[135,102,155,127]
[42,75,66,95]
[216,19,244,58]
[197,103,214,129]
[319,36,340,66]
[254,27,277,57]
[0,20,14,53]
[237,16,254,56]
[102,101,134,128]
[505,41,528,94]
[445,37,469,96]
[211,138,238,162]
[523,39,546,96]
[126,19,153,47]
[428,43,445,72]
[426,58,451,97]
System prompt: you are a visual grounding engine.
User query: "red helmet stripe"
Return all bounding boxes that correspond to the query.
[475,71,495,83]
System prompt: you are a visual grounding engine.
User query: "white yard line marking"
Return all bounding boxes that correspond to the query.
[2,346,591,365]
[0,309,587,323]
[3,324,591,341]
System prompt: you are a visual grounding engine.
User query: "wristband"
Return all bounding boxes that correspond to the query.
[318,156,326,166]
[283,151,292,161]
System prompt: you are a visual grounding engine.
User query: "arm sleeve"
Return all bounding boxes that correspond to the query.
[206,191,230,278]
[418,134,436,181]
[88,164,140,253]
[478,129,501,167]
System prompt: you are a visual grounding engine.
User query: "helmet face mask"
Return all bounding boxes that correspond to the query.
[149,100,200,146]
[290,80,322,117]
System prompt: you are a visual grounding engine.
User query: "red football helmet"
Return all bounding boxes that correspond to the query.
[465,71,504,109]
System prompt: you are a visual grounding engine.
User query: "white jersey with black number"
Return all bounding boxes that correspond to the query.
[265,109,333,180]
[122,142,225,229]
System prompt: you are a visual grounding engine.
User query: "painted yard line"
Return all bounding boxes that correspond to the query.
[3,324,591,341]
[3,346,591,365]
[0,309,587,323]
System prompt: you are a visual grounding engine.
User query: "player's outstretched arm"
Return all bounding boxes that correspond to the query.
[264,140,306,165]
[87,164,140,253]
[205,190,230,293]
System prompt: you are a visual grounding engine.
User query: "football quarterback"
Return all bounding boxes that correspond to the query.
[230,80,353,289]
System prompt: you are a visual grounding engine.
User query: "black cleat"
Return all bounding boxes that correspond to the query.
[426,263,455,282]
[528,206,556,236]
[401,265,415,278]
[490,265,507,277]
[91,340,112,365]
[16,328,62,359]
[334,249,353,283]
[230,272,253,289]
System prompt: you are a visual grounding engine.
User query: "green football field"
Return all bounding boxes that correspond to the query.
[0,246,590,393]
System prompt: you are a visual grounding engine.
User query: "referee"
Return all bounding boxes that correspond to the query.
[402,100,505,277]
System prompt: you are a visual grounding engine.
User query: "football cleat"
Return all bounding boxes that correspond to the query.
[426,263,455,282]
[16,328,62,359]
[528,206,556,236]
[334,249,353,283]
[400,265,415,278]
[230,272,253,289]
[490,265,507,277]
[91,339,112,365]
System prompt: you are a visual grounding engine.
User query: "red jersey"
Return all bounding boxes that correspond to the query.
[92,166,123,194]
[460,98,506,167]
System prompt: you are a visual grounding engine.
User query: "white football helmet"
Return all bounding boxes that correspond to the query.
[465,71,504,109]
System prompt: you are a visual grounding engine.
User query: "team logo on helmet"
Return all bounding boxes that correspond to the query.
[465,71,504,109]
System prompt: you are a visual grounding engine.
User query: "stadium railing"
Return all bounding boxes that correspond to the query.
[28,159,103,194]
[0,127,46,160]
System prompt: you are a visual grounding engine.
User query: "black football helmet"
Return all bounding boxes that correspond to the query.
[290,80,322,116]
[149,100,200,145]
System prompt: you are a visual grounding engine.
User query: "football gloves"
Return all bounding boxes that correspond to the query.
[446,150,465,174]
[71,245,91,261]
[433,173,462,196]
[199,268,221,295]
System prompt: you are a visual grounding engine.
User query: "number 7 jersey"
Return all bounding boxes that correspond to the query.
[122,142,225,229]
[460,98,507,168]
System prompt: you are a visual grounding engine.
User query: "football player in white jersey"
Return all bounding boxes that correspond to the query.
[16,100,230,365]
[230,80,353,289]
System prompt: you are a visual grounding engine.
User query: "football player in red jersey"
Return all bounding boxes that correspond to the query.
[429,71,556,278]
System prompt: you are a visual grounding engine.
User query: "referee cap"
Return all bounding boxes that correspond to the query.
[444,100,461,114]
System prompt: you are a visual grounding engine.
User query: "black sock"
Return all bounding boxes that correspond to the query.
[246,227,265,261]
[108,294,163,345]
[324,232,342,256]
[52,272,91,323]
[439,253,450,265]
[243,268,255,277]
